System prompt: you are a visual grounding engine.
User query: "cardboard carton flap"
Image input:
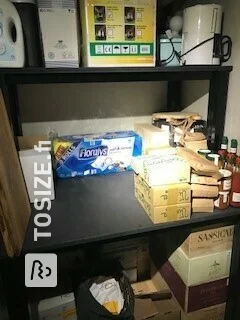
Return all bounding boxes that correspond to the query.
[134,299,158,320]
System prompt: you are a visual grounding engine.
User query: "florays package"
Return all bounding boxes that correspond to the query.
[53,131,142,178]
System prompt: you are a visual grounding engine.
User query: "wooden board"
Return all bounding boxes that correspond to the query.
[152,112,202,121]
[0,89,31,256]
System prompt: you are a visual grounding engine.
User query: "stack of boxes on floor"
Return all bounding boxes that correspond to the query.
[160,225,234,320]
[132,124,192,224]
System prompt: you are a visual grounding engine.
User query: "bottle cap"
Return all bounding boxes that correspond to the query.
[231,139,238,148]
[222,136,228,145]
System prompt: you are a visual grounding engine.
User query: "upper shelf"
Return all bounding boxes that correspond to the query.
[0,65,233,85]
[23,171,240,255]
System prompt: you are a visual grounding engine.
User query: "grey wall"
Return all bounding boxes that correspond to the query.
[19,82,167,124]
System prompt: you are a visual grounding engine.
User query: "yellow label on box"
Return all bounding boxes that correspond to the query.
[81,0,156,66]
[134,174,191,206]
[135,186,191,224]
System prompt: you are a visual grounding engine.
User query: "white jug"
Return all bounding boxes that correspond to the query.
[0,0,24,67]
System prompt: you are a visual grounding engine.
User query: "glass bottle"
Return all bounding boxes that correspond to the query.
[221,136,228,153]
[230,157,240,207]
[218,136,228,168]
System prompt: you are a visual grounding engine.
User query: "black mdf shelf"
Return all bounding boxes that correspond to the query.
[0,65,233,84]
[23,171,240,254]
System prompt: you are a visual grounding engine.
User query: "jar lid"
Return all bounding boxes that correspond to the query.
[198,149,211,155]
[11,0,36,4]
[219,169,232,178]
[206,153,220,161]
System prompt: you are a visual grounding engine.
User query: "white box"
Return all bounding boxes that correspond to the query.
[132,155,190,186]
[134,123,169,152]
[19,149,55,203]
[38,0,79,68]
[169,247,232,286]
[38,293,76,320]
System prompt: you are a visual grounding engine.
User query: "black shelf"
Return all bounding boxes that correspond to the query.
[23,171,240,254]
[1,65,233,84]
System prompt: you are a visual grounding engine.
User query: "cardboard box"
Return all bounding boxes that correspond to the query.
[145,147,176,156]
[38,293,76,320]
[160,261,228,313]
[135,174,191,206]
[101,237,149,281]
[181,303,226,320]
[191,184,219,198]
[168,246,231,286]
[132,155,191,186]
[181,225,234,258]
[80,0,156,67]
[38,0,80,68]
[191,174,218,186]
[19,149,55,203]
[132,265,171,299]
[135,187,191,224]
[134,123,169,151]
[134,298,181,320]
[192,198,214,213]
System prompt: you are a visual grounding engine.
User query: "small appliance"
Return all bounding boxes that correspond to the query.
[11,0,42,67]
[182,3,232,65]
[0,0,24,67]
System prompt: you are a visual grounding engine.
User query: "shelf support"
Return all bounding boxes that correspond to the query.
[225,222,240,320]
[167,81,182,111]
[207,71,230,151]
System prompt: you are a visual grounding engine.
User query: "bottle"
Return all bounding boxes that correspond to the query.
[226,139,238,170]
[230,157,240,207]
[226,153,236,172]
[221,136,228,152]
[218,136,228,168]
[230,139,238,154]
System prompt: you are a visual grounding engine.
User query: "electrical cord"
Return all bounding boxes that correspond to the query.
[180,36,214,58]
[160,34,215,66]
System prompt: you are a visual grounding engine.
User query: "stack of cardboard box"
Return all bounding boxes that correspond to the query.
[132,126,192,224]
[191,174,219,213]
[160,225,234,320]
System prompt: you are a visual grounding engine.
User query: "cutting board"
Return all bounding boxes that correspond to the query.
[0,89,31,256]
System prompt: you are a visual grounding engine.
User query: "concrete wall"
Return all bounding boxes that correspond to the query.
[222,0,240,141]
[20,82,167,135]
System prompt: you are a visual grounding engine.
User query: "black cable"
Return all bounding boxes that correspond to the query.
[161,36,215,66]
[180,36,214,58]
[160,43,175,65]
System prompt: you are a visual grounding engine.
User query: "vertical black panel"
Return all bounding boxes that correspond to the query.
[167,81,182,111]
[207,71,230,151]
[225,223,240,320]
